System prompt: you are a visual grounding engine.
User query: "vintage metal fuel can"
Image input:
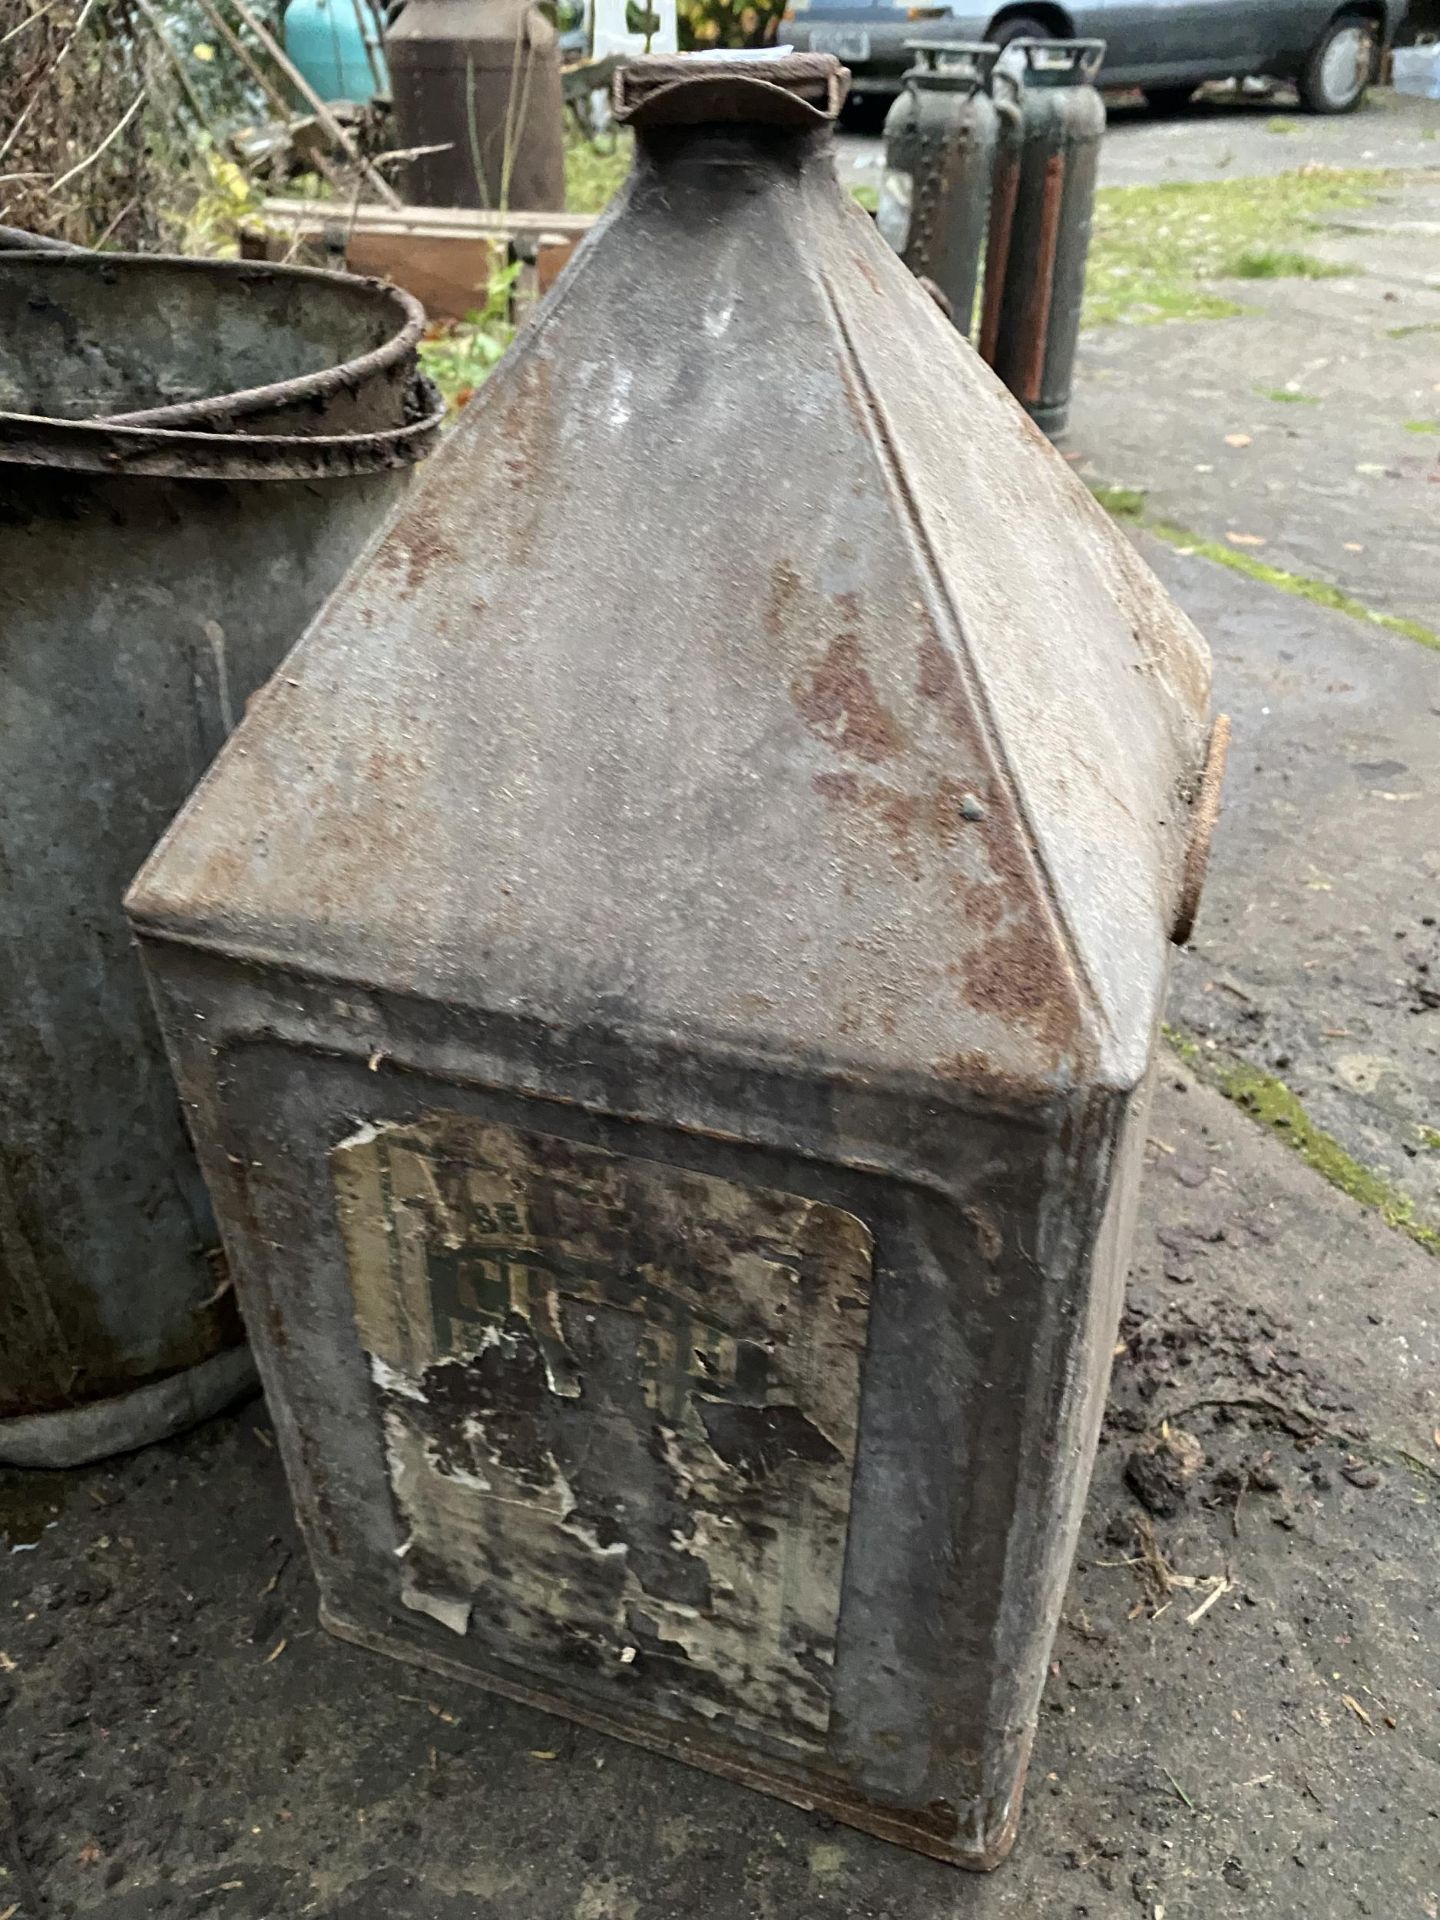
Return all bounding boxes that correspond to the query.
[980,39,1106,438]
[130,53,1225,1868]
[876,42,1000,335]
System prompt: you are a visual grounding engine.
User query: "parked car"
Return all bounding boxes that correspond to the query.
[782,0,1405,113]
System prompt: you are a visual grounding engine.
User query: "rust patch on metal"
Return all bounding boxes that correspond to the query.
[792,632,904,765]
[954,921,1076,1052]
[376,521,463,598]
[850,250,883,299]
[812,768,986,883]
[1172,711,1230,946]
[1018,153,1065,406]
[765,559,803,640]
[331,1114,873,1754]
[978,150,1019,366]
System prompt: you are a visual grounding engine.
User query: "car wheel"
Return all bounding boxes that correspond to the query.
[1297,10,1376,114]
[988,13,1052,48]
[1142,84,1196,115]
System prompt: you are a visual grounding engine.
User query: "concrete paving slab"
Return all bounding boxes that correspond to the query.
[1069,175,1440,633]
[1144,536,1440,1222]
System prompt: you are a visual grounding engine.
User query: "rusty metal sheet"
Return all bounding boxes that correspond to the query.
[332,1114,873,1751]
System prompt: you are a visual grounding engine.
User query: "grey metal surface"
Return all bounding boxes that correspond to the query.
[980,42,1105,438]
[386,0,566,212]
[130,54,1216,1871]
[0,256,441,1461]
[877,43,999,337]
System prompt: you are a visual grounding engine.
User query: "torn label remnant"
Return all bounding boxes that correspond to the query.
[332,1113,874,1751]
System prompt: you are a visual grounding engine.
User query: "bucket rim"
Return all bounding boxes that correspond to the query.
[0,250,429,433]
[0,378,447,481]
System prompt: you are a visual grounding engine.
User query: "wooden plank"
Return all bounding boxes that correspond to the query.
[341,230,508,322]
[259,197,597,244]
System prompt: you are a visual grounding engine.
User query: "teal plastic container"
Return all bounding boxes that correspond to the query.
[283,0,388,102]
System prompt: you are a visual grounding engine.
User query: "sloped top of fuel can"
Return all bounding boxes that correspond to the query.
[130,53,1216,1103]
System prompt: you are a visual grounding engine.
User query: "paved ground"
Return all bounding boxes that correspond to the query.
[1069,169,1440,636]
[843,88,1440,631]
[1149,537,1440,1222]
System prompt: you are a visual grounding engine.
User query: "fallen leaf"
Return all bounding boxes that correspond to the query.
[529,1749,558,1761]
[1226,531,1267,547]
[263,1637,287,1664]
[1342,541,1364,552]
[0,1651,15,1673]
[1,1903,20,1920]
[1342,1693,1375,1732]
[78,1841,102,1866]
[1223,433,1252,448]
[427,1703,459,1725]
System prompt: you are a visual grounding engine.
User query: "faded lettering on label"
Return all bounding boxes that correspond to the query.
[331,1113,873,1755]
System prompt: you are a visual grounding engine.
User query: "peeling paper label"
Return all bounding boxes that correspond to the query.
[331,1113,873,1754]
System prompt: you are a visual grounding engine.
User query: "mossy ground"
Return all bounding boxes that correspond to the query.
[1165,1028,1440,1255]
[1083,168,1386,327]
[1088,486,1440,653]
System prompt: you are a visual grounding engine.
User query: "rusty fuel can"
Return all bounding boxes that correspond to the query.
[876,42,1000,336]
[0,254,442,1469]
[979,39,1106,438]
[129,53,1226,1868]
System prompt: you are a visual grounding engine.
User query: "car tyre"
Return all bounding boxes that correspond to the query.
[987,13,1052,48]
[1142,84,1196,115]
[1297,9,1377,114]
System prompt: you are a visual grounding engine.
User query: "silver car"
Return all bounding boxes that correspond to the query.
[783,0,1405,113]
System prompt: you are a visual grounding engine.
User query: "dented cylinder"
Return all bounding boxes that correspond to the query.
[0,254,443,1468]
[129,55,1220,1868]
[877,42,1000,338]
[979,40,1106,438]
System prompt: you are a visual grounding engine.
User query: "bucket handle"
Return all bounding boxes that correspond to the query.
[1010,38,1106,84]
[902,40,1002,87]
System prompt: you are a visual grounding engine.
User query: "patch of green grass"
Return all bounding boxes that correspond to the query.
[1147,519,1440,651]
[1089,486,1440,652]
[1259,386,1320,405]
[1388,320,1440,339]
[1089,483,1147,519]
[1225,246,1348,280]
[564,130,632,213]
[417,260,519,414]
[1085,168,1388,328]
[1403,419,1440,435]
[1164,1029,1440,1255]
